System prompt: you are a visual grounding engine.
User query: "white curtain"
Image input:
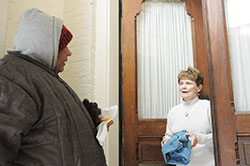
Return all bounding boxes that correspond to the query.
[137,1,194,119]
[225,0,250,111]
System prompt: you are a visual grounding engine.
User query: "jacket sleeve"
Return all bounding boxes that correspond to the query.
[0,78,39,165]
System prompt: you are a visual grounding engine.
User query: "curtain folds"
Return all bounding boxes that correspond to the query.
[225,0,250,112]
[137,1,194,118]
[227,25,250,111]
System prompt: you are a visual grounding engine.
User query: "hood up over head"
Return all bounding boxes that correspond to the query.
[13,8,63,70]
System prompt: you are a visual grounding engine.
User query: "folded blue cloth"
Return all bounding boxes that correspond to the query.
[162,130,191,165]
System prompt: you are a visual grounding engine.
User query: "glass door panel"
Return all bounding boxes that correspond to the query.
[224,0,250,112]
[136,0,194,118]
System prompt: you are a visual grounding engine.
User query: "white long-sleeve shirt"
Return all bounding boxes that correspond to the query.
[162,97,215,166]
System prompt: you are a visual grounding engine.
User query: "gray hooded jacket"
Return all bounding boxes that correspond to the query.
[13,8,62,70]
[0,9,106,166]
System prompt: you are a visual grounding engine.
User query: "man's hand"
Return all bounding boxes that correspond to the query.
[82,99,101,126]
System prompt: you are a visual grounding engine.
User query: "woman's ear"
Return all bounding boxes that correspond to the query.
[198,84,203,92]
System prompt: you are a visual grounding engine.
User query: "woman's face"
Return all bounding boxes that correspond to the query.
[179,79,202,101]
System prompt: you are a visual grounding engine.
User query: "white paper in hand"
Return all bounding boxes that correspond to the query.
[96,105,118,146]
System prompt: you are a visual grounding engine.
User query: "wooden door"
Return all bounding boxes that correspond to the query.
[203,0,250,165]
[121,0,211,165]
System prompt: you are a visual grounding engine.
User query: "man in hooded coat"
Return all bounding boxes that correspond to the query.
[0,8,107,166]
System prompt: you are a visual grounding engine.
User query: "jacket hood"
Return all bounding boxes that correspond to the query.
[13,8,63,70]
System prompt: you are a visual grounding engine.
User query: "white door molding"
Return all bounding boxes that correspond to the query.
[95,0,119,165]
[0,0,8,57]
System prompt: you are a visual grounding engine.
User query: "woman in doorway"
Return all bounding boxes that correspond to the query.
[162,67,215,166]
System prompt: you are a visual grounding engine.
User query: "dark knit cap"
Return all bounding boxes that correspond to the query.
[58,25,73,52]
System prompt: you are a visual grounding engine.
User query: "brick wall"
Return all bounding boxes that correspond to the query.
[61,0,96,100]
